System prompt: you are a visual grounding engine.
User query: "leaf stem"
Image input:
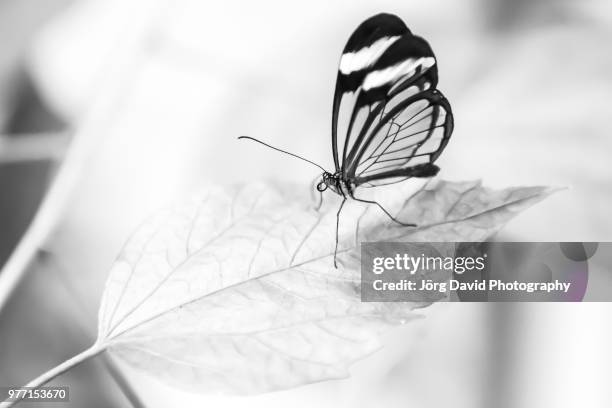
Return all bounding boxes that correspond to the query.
[48,254,145,408]
[0,343,106,408]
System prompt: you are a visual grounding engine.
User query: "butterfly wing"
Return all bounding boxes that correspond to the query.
[331,13,453,188]
[350,88,453,188]
[331,13,410,171]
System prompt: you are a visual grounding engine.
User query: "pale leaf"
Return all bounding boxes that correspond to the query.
[96,179,557,394]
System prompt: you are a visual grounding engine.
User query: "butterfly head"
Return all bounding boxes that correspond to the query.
[316,172,332,192]
[317,171,344,194]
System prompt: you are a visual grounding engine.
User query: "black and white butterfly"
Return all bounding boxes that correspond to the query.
[240,13,454,265]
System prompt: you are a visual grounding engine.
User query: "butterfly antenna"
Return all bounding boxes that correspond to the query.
[238,136,326,172]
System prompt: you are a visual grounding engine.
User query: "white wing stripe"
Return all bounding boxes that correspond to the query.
[339,36,401,75]
[362,57,436,90]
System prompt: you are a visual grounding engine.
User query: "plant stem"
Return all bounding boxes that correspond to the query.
[48,253,144,408]
[0,343,106,408]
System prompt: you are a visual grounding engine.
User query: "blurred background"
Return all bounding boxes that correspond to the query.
[1,0,611,407]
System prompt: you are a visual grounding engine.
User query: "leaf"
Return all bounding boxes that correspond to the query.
[96,179,557,394]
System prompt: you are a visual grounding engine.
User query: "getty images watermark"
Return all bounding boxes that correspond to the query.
[361,242,602,302]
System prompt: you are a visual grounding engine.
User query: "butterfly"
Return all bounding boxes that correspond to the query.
[240,13,454,266]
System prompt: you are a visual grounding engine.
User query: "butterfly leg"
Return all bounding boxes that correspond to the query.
[315,190,324,211]
[334,197,347,268]
[310,177,324,211]
[352,197,416,227]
